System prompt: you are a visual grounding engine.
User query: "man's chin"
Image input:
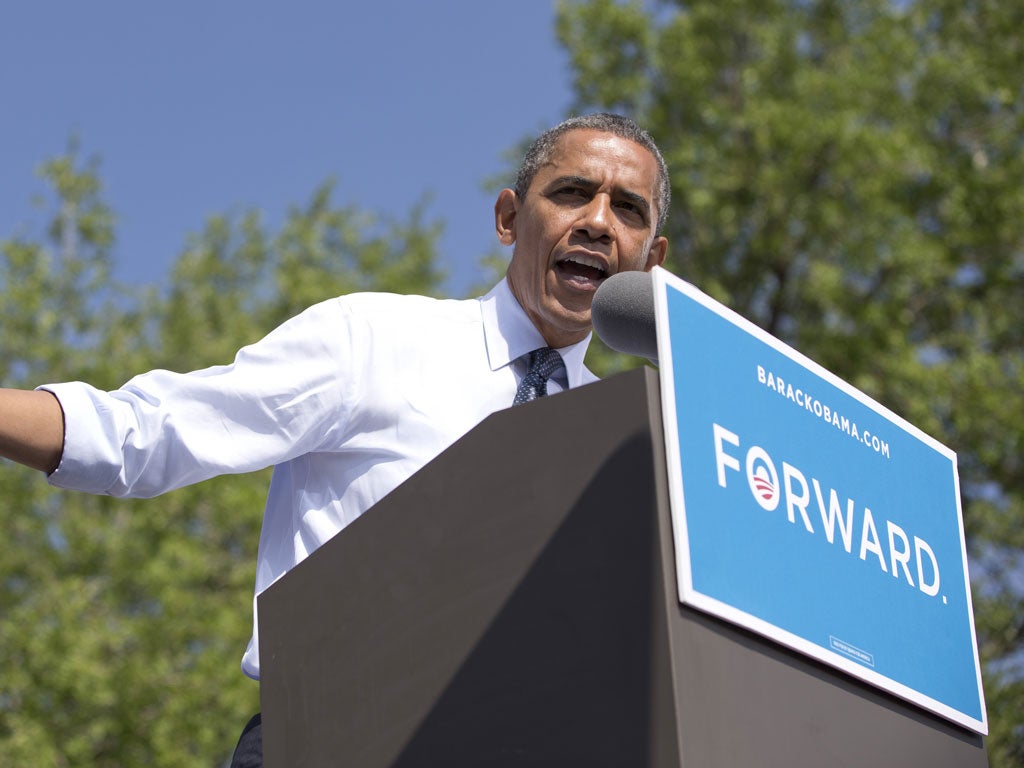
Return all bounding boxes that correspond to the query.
[536,304,592,348]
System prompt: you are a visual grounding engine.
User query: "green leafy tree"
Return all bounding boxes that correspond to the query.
[556,0,1024,762]
[0,152,445,766]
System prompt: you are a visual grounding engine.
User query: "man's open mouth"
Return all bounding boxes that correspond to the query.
[556,254,608,283]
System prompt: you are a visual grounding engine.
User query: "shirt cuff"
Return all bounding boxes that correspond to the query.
[37,381,125,495]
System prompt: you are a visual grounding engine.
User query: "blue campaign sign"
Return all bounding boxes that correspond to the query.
[652,268,987,734]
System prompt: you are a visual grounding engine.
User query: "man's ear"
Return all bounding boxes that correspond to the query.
[494,188,518,246]
[644,236,669,271]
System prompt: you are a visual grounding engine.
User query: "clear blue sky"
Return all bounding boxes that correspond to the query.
[0,2,575,297]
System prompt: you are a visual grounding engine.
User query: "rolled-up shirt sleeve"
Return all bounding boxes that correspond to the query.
[40,297,355,498]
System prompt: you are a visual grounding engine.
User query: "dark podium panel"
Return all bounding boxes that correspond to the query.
[258,367,987,767]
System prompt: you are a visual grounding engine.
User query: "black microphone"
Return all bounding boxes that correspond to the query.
[591,270,658,364]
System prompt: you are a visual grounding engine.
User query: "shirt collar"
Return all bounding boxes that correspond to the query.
[480,278,593,389]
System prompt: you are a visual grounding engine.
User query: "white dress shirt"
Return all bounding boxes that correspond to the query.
[42,278,597,679]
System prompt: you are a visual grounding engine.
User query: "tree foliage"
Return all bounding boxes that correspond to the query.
[0,154,445,766]
[557,0,1024,762]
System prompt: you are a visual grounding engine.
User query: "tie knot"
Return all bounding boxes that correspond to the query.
[527,347,564,379]
[512,347,565,405]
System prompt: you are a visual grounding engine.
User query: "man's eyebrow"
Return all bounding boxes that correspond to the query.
[546,174,597,190]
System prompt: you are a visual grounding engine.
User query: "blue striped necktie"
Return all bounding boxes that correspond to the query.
[513,347,565,405]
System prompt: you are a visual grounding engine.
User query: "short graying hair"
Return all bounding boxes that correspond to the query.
[514,113,671,234]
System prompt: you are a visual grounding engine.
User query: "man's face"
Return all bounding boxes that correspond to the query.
[496,129,668,348]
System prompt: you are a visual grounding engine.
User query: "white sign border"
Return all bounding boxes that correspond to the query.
[651,266,988,735]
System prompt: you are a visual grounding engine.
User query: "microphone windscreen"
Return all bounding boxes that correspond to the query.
[591,271,658,363]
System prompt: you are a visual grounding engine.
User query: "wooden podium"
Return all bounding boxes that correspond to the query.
[257,367,987,766]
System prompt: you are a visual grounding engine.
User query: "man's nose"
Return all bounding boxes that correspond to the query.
[575,195,614,241]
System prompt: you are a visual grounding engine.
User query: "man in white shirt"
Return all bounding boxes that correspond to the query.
[0,112,669,766]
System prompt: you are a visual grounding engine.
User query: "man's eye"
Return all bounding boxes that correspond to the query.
[556,186,587,198]
[616,201,646,221]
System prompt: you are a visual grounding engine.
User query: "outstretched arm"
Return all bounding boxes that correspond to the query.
[0,389,64,474]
